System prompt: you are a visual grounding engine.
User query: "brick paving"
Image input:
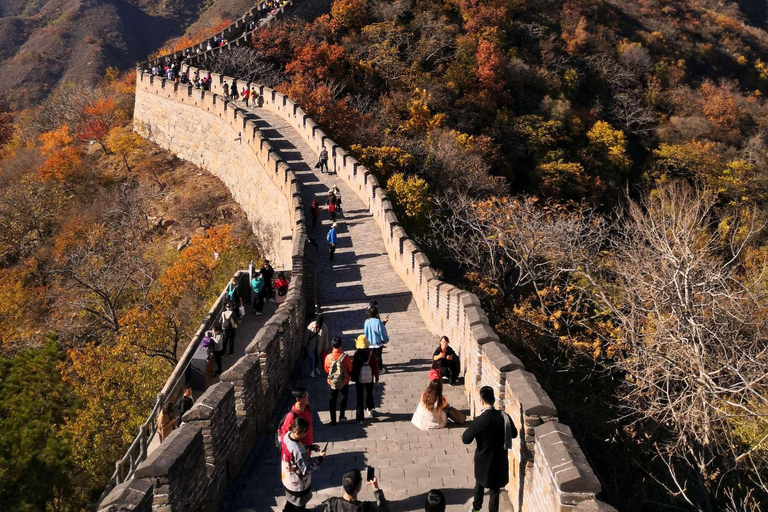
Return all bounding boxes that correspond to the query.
[221,106,477,512]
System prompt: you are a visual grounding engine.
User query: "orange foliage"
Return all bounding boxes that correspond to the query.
[330,0,368,31]
[474,40,504,95]
[286,42,346,82]
[159,225,235,303]
[77,98,118,151]
[38,126,84,182]
[700,81,740,138]
[276,77,365,145]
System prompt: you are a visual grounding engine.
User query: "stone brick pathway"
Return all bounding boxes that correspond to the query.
[221,105,476,512]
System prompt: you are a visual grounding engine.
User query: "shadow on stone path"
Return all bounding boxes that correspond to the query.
[221,105,476,512]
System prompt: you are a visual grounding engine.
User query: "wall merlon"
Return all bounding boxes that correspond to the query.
[534,422,601,495]
[134,424,203,479]
[505,370,557,418]
[98,479,153,512]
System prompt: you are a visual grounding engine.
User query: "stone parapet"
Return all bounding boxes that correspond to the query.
[133,424,209,512]
[182,382,238,509]
[98,479,153,512]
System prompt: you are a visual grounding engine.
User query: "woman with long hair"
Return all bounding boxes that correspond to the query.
[411,378,448,430]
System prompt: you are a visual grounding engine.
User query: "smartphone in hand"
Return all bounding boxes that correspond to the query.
[366,466,375,482]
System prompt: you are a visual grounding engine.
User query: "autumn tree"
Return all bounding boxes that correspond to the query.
[386,173,430,234]
[37,125,84,183]
[76,97,119,153]
[105,125,145,174]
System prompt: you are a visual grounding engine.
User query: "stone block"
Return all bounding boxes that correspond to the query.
[505,370,556,418]
[534,422,601,494]
[470,323,501,346]
[98,479,153,512]
[482,342,524,373]
[134,424,203,479]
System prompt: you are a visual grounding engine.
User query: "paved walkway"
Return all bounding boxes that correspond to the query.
[221,105,476,512]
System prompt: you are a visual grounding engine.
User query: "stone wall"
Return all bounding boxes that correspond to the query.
[115,2,618,510]
[231,82,617,511]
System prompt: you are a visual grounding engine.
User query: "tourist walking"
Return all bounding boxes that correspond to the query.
[319,147,329,173]
[157,401,175,442]
[351,335,379,422]
[243,87,250,106]
[411,379,448,430]
[324,336,352,425]
[180,384,194,421]
[230,80,239,100]
[279,387,315,452]
[432,336,460,385]
[221,302,238,356]
[261,260,275,302]
[306,314,329,377]
[281,417,326,512]
[331,185,342,215]
[212,325,225,375]
[251,271,265,315]
[327,223,338,260]
[462,386,517,512]
[364,306,389,373]
[322,470,389,512]
[328,195,337,222]
[310,197,320,228]
[223,81,230,98]
[227,276,243,313]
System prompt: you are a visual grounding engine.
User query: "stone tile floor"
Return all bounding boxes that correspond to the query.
[220,105,479,512]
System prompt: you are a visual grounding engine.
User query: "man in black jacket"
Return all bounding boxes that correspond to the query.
[322,469,389,512]
[461,386,517,512]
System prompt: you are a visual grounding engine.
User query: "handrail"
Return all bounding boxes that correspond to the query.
[98,269,247,502]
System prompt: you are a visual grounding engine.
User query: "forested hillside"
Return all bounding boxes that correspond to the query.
[0,0,254,108]
[195,0,768,509]
[0,70,260,510]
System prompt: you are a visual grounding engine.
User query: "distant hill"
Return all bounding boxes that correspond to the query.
[0,0,253,109]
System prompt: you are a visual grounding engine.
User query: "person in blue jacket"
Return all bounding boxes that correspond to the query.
[326,223,338,260]
[364,306,389,373]
[251,271,265,315]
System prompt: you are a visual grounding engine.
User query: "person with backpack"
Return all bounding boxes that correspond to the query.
[324,337,353,425]
[364,306,389,374]
[306,314,329,378]
[251,271,265,315]
[281,416,326,511]
[227,276,243,313]
[462,386,518,512]
[351,335,379,422]
[322,469,389,512]
[279,387,314,453]
[221,302,238,356]
[326,223,338,261]
[310,197,320,229]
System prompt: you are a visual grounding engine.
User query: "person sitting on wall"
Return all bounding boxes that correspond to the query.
[432,336,460,386]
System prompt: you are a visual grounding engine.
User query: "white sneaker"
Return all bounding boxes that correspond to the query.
[309,370,316,378]
[365,409,374,419]
[255,311,263,316]
[269,298,276,302]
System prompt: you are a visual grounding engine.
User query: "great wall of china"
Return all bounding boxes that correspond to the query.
[97,3,617,511]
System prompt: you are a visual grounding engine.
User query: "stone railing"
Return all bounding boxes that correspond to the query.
[181,76,616,511]
[102,69,313,508]
[101,270,245,498]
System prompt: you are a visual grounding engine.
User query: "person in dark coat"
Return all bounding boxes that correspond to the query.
[461,386,517,512]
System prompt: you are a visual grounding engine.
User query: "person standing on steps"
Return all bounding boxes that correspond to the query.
[261,259,275,302]
[319,147,329,173]
[281,417,325,512]
[462,386,517,512]
[325,336,352,425]
[351,335,379,422]
[306,314,329,377]
[212,325,225,376]
[279,387,314,454]
[328,194,337,222]
[327,223,338,261]
[364,306,389,374]
[230,80,239,100]
[227,276,243,314]
[223,81,229,98]
[242,86,250,106]
[251,271,265,315]
[221,302,238,356]
[331,185,342,215]
[310,197,320,228]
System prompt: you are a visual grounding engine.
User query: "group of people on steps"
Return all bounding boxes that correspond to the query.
[275,296,518,512]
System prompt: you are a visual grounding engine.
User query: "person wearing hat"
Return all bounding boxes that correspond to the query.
[351,334,379,422]
[261,259,275,302]
[326,223,338,261]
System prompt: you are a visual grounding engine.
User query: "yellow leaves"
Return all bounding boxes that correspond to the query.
[349,144,414,182]
[37,125,84,182]
[587,121,630,171]
[386,172,431,229]
[756,59,768,81]
[399,88,445,135]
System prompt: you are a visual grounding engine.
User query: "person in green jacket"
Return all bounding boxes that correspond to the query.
[251,271,265,315]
